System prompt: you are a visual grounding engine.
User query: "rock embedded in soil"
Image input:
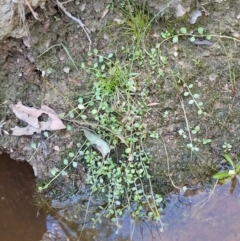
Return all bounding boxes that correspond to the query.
[0,0,46,40]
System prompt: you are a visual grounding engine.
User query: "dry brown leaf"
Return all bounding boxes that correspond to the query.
[10,101,66,136]
[10,102,42,128]
[11,125,41,136]
[40,105,66,130]
[83,129,110,158]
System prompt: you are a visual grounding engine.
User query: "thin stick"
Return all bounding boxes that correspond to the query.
[54,0,92,51]
[24,0,41,20]
[63,118,127,145]
[159,136,181,190]
[191,180,218,218]
[180,96,193,160]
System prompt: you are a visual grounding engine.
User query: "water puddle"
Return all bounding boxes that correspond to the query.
[160,181,240,241]
[0,154,46,241]
[2,152,239,241]
[77,181,240,241]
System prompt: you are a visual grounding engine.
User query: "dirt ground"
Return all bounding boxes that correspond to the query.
[1,0,240,240]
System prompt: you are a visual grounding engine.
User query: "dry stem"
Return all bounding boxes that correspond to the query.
[54,0,92,51]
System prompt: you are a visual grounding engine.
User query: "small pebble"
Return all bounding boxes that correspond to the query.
[172,3,186,18]
[63,66,70,73]
[192,40,213,46]
[209,73,218,81]
[80,4,86,11]
[189,10,202,24]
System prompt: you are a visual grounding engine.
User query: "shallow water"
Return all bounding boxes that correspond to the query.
[77,181,240,241]
[0,154,46,241]
[160,182,240,241]
[1,152,240,241]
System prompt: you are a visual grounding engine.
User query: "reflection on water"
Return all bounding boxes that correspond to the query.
[160,181,240,241]
[4,148,238,241]
[0,154,46,241]
[78,181,240,241]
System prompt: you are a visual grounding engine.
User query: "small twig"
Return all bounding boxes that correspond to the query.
[191,180,218,218]
[54,0,92,51]
[159,136,181,190]
[180,96,193,160]
[24,0,41,20]
[63,118,127,145]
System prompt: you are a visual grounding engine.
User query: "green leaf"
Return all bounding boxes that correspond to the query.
[223,154,235,169]
[202,139,212,144]
[31,142,37,149]
[99,56,104,62]
[101,64,105,71]
[59,113,65,119]
[61,170,68,176]
[69,152,74,158]
[195,126,200,132]
[206,35,212,40]
[92,109,98,115]
[178,129,184,135]
[188,99,194,104]
[213,171,230,180]
[194,146,199,152]
[78,104,85,110]
[72,161,78,168]
[189,36,195,42]
[81,115,87,120]
[83,129,110,158]
[198,27,204,35]
[148,212,153,217]
[183,92,189,96]
[69,111,74,118]
[81,62,85,68]
[93,48,98,54]
[188,84,193,88]
[193,94,200,98]
[229,170,236,175]
[187,143,193,149]
[63,159,68,165]
[235,161,240,172]
[161,32,166,39]
[172,35,178,43]
[160,55,168,64]
[78,97,83,104]
[51,168,58,176]
[198,109,203,115]
[108,53,113,58]
[180,27,187,34]
[67,125,72,131]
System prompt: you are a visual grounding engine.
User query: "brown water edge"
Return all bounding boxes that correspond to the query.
[77,181,240,241]
[0,154,46,241]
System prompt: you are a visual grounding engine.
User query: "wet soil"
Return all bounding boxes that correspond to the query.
[1,0,240,240]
